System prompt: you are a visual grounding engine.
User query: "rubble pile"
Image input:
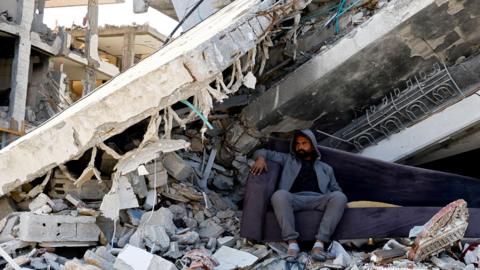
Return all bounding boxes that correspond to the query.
[0,0,478,270]
[0,115,477,270]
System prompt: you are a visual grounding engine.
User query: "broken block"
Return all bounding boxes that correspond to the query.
[84,246,116,270]
[100,176,139,220]
[127,174,148,199]
[28,193,54,211]
[225,122,260,154]
[162,152,193,181]
[199,219,224,238]
[49,177,111,200]
[173,231,199,245]
[144,161,168,188]
[217,236,236,248]
[143,225,170,252]
[212,174,234,191]
[139,207,176,236]
[143,190,157,211]
[114,244,176,270]
[17,213,101,244]
[0,197,16,221]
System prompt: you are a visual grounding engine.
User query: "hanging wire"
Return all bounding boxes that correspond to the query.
[180,100,214,130]
[164,0,206,44]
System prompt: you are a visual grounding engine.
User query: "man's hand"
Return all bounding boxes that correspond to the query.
[250,156,268,175]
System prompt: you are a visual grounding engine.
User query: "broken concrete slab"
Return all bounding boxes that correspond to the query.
[113,140,190,178]
[143,190,157,211]
[213,246,258,270]
[0,0,294,195]
[162,152,193,181]
[143,225,170,252]
[139,207,176,236]
[17,213,101,244]
[217,236,236,248]
[199,219,224,238]
[100,176,139,220]
[28,193,54,211]
[127,174,148,199]
[241,0,480,137]
[144,162,168,189]
[49,177,111,201]
[114,244,176,270]
[173,231,199,245]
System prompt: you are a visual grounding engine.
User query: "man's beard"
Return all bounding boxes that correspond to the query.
[296,150,312,159]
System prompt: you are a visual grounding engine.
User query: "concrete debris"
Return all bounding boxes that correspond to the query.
[199,219,225,239]
[162,152,194,181]
[114,244,176,270]
[430,255,466,270]
[140,207,176,237]
[213,246,258,270]
[0,0,478,269]
[217,236,236,248]
[0,197,16,221]
[17,213,101,245]
[463,243,480,265]
[100,176,139,220]
[28,193,54,212]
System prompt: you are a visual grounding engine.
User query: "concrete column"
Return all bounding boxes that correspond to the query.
[121,31,135,71]
[83,0,99,95]
[8,0,35,131]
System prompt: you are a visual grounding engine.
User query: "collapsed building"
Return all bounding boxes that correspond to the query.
[0,0,480,269]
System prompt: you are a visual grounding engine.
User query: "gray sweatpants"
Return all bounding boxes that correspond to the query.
[270,190,347,242]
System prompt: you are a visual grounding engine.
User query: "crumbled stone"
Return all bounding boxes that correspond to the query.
[217,236,236,248]
[162,152,194,181]
[29,193,54,211]
[140,207,176,236]
[174,231,199,245]
[169,204,187,220]
[199,219,224,238]
[212,174,234,190]
[143,225,170,252]
[216,210,235,219]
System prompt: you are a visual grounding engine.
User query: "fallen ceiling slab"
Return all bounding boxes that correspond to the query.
[0,0,299,195]
[241,0,480,135]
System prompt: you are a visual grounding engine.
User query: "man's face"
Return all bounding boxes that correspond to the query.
[294,135,313,159]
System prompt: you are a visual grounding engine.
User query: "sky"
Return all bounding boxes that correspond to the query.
[43,0,179,37]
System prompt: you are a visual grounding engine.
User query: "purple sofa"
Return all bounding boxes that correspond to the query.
[240,141,480,241]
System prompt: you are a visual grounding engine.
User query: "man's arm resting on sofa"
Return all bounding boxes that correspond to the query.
[251,149,289,175]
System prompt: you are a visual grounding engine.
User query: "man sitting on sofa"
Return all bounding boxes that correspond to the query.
[250,129,347,261]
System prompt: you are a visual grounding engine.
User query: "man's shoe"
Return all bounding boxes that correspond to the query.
[311,247,329,262]
[285,243,300,262]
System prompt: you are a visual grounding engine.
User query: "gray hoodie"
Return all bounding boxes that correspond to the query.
[253,129,342,195]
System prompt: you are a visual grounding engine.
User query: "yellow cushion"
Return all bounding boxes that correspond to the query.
[347,200,400,208]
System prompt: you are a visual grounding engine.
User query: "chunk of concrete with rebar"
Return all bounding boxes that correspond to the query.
[0,0,307,195]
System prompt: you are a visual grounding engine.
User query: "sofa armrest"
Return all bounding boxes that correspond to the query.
[240,161,281,241]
